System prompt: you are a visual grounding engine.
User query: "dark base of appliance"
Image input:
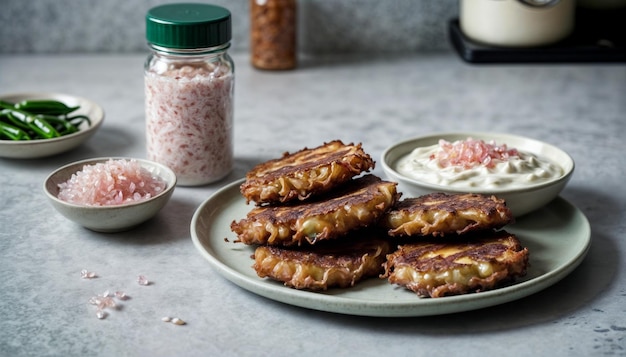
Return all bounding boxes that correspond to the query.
[449,9,626,64]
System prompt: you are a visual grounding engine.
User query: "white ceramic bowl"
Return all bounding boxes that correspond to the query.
[381,132,575,217]
[0,92,104,159]
[44,157,177,233]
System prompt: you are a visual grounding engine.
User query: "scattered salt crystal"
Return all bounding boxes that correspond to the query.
[81,269,97,279]
[137,275,150,286]
[101,297,116,309]
[89,290,123,319]
[86,272,160,321]
[162,317,186,325]
[96,310,107,319]
[171,318,186,325]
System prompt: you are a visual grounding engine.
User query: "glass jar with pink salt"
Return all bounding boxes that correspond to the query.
[145,3,234,186]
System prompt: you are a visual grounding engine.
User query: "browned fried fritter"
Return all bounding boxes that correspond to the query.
[382,230,529,298]
[253,234,391,290]
[382,193,513,237]
[231,175,399,246]
[240,140,375,205]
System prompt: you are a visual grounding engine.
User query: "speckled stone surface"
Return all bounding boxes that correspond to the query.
[0,0,457,54]
[1,53,625,356]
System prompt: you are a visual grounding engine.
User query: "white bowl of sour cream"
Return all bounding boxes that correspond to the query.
[381,132,574,217]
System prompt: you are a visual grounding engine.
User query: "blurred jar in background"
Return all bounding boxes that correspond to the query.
[250,0,297,70]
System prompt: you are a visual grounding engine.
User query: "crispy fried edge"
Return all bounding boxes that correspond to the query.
[231,178,399,246]
[253,239,391,290]
[381,232,529,298]
[240,141,375,205]
[383,193,513,237]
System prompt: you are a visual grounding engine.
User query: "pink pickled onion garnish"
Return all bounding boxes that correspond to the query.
[431,138,519,169]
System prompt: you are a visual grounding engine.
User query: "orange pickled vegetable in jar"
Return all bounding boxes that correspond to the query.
[250,0,297,70]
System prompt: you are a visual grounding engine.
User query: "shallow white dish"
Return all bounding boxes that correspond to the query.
[381,132,575,217]
[44,157,176,233]
[0,92,105,159]
[191,179,590,317]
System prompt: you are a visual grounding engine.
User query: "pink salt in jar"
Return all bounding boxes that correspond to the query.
[145,3,234,186]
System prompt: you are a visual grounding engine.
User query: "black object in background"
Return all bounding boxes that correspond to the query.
[449,7,626,63]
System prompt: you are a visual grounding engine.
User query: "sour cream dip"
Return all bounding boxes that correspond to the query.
[395,138,563,189]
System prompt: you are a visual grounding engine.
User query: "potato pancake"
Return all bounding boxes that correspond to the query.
[240,140,374,205]
[231,175,399,246]
[253,235,391,290]
[383,192,513,237]
[382,230,529,298]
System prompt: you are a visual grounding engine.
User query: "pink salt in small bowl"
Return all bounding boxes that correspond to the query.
[44,157,176,232]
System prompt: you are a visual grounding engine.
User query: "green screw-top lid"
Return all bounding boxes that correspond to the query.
[146,3,231,49]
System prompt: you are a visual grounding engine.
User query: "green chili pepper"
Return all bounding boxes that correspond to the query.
[0,103,60,139]
[39,115,79,135]
[0,99,91,140]
[14,99,80,116]
[67,114,92,126]
[1,109,31,131]
[29,115,60,138]
[0,121,32,140]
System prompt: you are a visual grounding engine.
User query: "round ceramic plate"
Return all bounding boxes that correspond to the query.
[190,179,591,317]
[0,92,104,159]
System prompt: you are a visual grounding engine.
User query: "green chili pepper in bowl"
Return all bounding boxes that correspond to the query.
[67,114,92,127]
[14,99,80,116]
[39,115,79,135]
[0,103,60,139]
[0,98,93,141]
[1,109,31,131]
[0,121,32,140]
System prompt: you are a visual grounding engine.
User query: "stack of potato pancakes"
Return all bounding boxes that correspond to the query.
[230,140,529,298]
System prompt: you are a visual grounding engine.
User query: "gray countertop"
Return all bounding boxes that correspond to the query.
[1,53,625,357]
